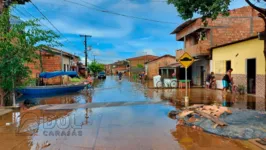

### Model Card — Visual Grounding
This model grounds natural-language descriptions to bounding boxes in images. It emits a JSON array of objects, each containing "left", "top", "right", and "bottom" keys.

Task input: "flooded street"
[{"left": 0, "top": 76, "right": 263, "bottom": 150}]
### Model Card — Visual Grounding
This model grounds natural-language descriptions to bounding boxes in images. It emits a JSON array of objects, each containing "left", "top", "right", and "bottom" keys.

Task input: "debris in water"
[
  {"left": 41, "top": 141, "right": 51, "bottom": 149},
  {"left": 5, "top": 122, "right": 11, "bottom": 126}
]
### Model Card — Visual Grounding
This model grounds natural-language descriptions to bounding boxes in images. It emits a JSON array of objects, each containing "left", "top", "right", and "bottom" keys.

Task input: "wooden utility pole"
[{"left": 80, "top": 34, "right": 91, "bottom": 78}]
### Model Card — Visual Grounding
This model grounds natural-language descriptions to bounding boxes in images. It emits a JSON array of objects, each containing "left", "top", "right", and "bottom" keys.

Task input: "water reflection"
[
  {"left": 171, "top": 126, "right": 256, "bottom": 150},
  {"left": 144, "top": 87, "right": 266, "bottom": 111},
  {"left": 1, "top": 76, "right": 264, "bottom": 149}
]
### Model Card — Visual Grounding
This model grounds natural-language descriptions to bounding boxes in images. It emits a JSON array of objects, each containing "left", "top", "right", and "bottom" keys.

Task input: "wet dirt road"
[{"left": 0, "top": 76, "right": 262, "bottom": 150}]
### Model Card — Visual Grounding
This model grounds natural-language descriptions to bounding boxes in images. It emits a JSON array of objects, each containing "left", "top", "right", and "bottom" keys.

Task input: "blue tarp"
[{"left": 39, "top": 71, "right": 78, "bottom": 78}]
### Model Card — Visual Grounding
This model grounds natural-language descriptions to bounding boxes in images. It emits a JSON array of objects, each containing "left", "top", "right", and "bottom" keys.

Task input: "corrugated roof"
[
  {"left": 145, "top": 55, "right": 175, "bottom": 64},
  {"left": 42, "top": 47, "right": 79, "bottom": 58},
  {"left": 170, "top": 18, "right": 198, "bottom": 34},
  {"left": 127, "top": 55, "right": 158, "bottom": 61}
]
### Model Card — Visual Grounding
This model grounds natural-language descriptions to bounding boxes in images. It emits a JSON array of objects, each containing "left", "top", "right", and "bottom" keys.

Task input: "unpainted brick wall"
[
  {"left": 176, "top": 6, "right": 264, "bottom": 50},
  {"left": 147, "top": 56, "right": 176, "bottom": 79}
]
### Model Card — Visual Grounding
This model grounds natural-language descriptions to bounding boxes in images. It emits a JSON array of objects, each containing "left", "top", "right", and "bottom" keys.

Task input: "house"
[
  {"left": 105, "top": 64, "right": 112, "bottom": 75},
  {"left": 26, "top": 47, "right": 80, "bottom": 85},
  {"left": 127, "top": 55, "right": 158, "bottom": 74},
  {"left": 171, "top": 6, "right": 264, "bottom": 86},
  {"left": 211, "top": 36, "right": 265, "bottom": 98},
  {"left": 144, "top": 55, "right": 176, "bottom": 79},
  {"left": 110, "top": 60, "right": 129, "bottom": 75}
]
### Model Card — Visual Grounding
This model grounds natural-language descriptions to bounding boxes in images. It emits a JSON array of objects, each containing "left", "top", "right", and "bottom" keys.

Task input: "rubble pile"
[{"left": 169, "top": 104, "right": 266, "bottom": 140}]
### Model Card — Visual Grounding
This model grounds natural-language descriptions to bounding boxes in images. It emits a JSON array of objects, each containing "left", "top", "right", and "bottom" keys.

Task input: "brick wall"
[
  {"left": 256, "top": 75, "right": 265, "bottom": 98},
  {"left": 176, "top": 6, "right": 264, "bottom": 52},
  {"left": 130, "top": 59, "right": 146, "bottom": 67},
  {"left": 177, "top": 40, "right": 211, "bottom": 58},
  {"left": 215, "top": 73, "right": 265, "bottom": 98},
  {"left": 128, "top": 55, "right": 158, "bottom": 68},
  {"left": 147, "top": 56, "right": 176, "bottom": 79},
  {"left": 42, "top": 53, "right": 62, "bottom": 85},
  {"left": 25, "top": 51, "right": 62, "bottom": 85}
]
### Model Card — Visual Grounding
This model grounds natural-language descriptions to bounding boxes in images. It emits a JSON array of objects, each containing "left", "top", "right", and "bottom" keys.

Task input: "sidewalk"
[{"left": 0, "top": 108, "right": 12, "bottom": 116}]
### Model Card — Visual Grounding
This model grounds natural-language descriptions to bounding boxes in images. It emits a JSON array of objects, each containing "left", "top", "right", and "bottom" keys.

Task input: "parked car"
[{"left": 98, "top": 72, "right": 106, "bottom": 79}]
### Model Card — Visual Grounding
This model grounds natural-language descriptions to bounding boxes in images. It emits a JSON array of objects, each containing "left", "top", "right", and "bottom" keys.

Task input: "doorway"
[
  {"left": 247, "top": 59, "right": 256, "bottom": 94},
  {"left": 200, "top": 66, "right": 204, "bottom": 87},
  {"left": 226, "top": 60, "right": 231, "bottom": 72}
]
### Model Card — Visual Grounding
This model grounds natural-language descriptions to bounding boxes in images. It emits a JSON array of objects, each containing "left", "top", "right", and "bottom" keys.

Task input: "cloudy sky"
[{"left": 12, "top": 0, "right": 247, "bottom": 64}]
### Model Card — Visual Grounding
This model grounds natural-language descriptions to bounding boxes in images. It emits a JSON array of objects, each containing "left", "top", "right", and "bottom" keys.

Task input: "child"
[{"left": 85, "top": 74, "right": 93, "bottom": 88}]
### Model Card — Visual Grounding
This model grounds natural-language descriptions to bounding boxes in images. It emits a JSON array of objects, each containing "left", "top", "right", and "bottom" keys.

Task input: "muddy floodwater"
[{"left": 0, "top": 76, "right": 264, "bottom": 149}]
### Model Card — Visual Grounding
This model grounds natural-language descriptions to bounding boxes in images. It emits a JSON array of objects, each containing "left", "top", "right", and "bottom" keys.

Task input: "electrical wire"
[
  {"left": 20, "top": 6, "right": 53, "bottom": 30},
  {"left": 29, "top": 0, "right": 64, "bottom": 36},
  {"left": 13, "top": 7, "right": 28, "bottom": 18},
  {"left": 29, "top": 0, "right": 82, "bottom": 51},
  {"left": 65, "top": 0, "right": 177, "bottom": 24}
]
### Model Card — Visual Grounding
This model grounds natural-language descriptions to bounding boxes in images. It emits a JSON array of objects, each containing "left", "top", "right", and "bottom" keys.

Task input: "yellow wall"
[{"left": 212, "top": 38, "right": 265, "bottom": 75}]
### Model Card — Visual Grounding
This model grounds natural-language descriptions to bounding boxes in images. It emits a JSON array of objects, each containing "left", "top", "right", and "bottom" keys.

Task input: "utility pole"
[{"left": 80, "top": 34, "right": 92, "bottom": 78}]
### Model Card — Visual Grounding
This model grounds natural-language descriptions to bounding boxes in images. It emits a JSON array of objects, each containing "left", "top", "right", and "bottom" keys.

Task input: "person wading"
[
  {"left": 222, "top": 68, "right": 233, "bottom": 92},
  {"left": 206, "top": 72, "right": 215, "bottom": 89}
]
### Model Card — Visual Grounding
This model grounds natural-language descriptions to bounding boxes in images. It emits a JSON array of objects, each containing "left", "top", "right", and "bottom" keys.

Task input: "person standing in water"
[
  {"left": 222, "top": 68, "right": 233, "bottom": 92},
  {"left": 118, "top": 72, "right": 123, "bottom": 80}
]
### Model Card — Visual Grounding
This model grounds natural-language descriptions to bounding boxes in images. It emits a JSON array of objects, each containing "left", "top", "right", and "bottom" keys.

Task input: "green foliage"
[
  {"left": 167, "top": 0, "right": 266, "bottom": 24},
  {"left": 0, "top": 8, "right": 61, "bottom": 92},
  {"left": 167, "top": 0, "right": 231, "bottom": 22},
  {"left": 137, "top": 64, "right": 144, "bottom": 69},
  {"left": 70, "top": 77, "right": 84, "bottom": 83},
  {"left": 88, "top": 61, "right": 105, "bottom": 74}
]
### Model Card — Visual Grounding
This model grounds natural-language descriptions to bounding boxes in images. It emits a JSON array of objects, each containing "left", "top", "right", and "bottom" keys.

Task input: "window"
[{"left": 64, "top": 64, "right": 66, "bottom": 72}]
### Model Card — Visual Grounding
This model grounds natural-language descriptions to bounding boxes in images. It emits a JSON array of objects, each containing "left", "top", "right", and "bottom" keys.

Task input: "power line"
[
  {"left": 20, "top": 6, "right": 53, "bottom": 30},
  {"left": 30, "top": 1, "right": 63, "bottom": 35},
  {"left": 13, "top": 7, "right": 28, "bottom": 18},
  {"left": 65, "top": 0, "right": 177, "bottom": 24},
  {"left": 29, "top": 1, "right": 81, "bottom": 51}
]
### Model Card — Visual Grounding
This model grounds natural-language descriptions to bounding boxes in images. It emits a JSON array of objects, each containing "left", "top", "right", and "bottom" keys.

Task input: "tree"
[
  {"left": 87, "top": 61, "right": 105, "bottom": 76},
  {"left": 0, "top": 8, "right": 61, "bottom": 106},
  {"left": 168, "top": 0, "right": 266, "bottom": 97},
  {"left": 137, "top": 64, "right": 144, "bottom": 69}
]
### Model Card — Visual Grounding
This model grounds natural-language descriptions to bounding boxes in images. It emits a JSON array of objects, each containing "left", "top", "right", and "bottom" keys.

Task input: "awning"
[
  {"left": 160, "top": 62, "right": 181, "bottom": 69},
  {"left": 159, "top": 59, "right": 200, "bottom": 69},
  {"left": 39, "top": 71, "right": 78, "bottom": 78}
]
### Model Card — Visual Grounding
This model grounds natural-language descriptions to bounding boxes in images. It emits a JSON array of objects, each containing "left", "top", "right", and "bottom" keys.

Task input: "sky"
[{"left": 12, "top": 0, "right": 248, "bottom": 64}]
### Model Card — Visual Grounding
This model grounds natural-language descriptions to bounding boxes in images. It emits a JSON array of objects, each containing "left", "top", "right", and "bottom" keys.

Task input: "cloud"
[
  {"left": 91, "top": 49, "right": 101, "bottom": 56},
  {"left": 80, "top": 56, "right": 92, "bottom": 65},
  {"left": 136, "top": 49, "right": 155, "bottom": 56}
]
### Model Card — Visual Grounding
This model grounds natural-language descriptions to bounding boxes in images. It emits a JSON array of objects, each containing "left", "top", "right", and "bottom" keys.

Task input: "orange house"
[
  {"left": 145, "top": 55, "right": 176, "bottom": 79},
  {"left": 26, "top": 47, "right": 80, "bottom": 85},
  {"left": 127, "top": 55, "right": 158, "bottom": 74}
]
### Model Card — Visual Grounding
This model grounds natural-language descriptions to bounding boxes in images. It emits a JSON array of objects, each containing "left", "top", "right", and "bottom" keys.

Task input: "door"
[
  {"left": 226, "top": 60, "right": 231, "bottom": 72},
  {"left": 247, "top": 59, "right": 256, "bottom": 94},
  {"left": 200, "top": 66, "right": 204, "bottom": 87}
]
